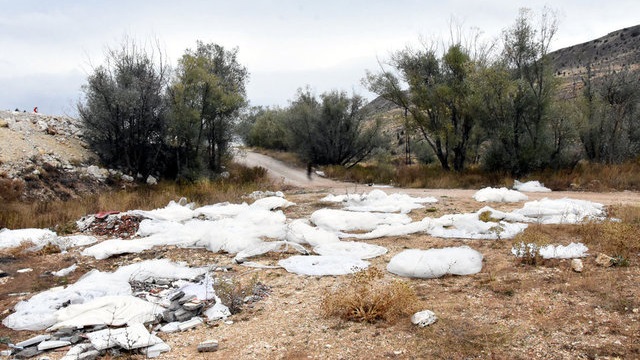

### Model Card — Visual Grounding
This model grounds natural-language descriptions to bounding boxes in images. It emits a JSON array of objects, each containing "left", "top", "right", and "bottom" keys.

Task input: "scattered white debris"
[
  {"left": 513, "top": 198, "right": 604, "bottom": 224},
  {"left": 411, "top": 310, "right": 438, "bottom": 327},
  {"left": 2, "top": 259, "right": 207, "bottom": 331},
  {"left": 473, "top": 187, "right": 528, "bottom": 202},
  {"left": 0, "top": 228, "right": 57, "bottom": 250},
  {"left": 86, "top": 322, "right": 165, "bottom": 350},
  {"left": 49, "top": 295, "right": 163, "bottom": 331},
  {"left": 16, "top": 268, "right": 33, "bottom": 273},
  {"left": 250, "top": 196, "right": 294, "bottom": 210},
  {"left": 278, "top": 255, "right": 369, "bottom": 276},
  {"left": 313, "top": 241, "right": 388, "bottom": 259},
  {"left": 513, "top": 180, "right": 551, "bottom": 192},
  {"left": 285, "top": 219, "right": 341, "bottom": 246},
  {"left": 234, "top": 241, "right": 309, "bottom": 263},
  {"left": 387, "top": 247, "right": 483, "bottom": 278},
  {"left": 321, "top": 189, "right": 437, "bottom": 214},
  {"left": 511, "top": 242, "right": 589, "bottom": 259},
  {"left": 311, "top": 208, "right": 411, "bottom": 232},
  {"left": 52, "top": 264, "right": 77, "bottom": 277}
]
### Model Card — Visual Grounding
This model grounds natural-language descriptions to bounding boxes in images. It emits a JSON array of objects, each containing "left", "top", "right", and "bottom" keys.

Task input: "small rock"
[
  {"left": 168, "top": 290, "right": 185, "bottom": 301},
  {"left": 0, "top": 269, "right": 8, "bottom": 278},
  {"left": 162, "top": 309, "right": 176, "bottom": 322},
  {"left": 595, "top": 253, "right": 614, "bottom": 267},
  {"left": 571, "top": 259, "right": 583, "bottom": 272},
  {"left": 174, "top": 308, "right": 195, "bottom": 322},
  {"left": 37, "top": 340, "right": 71, "bottom": 351},
  {"left": 411, "top": 310, "right": 438, "bottom": 327},
  {"left": 178, "top": 317, "right": 203, "bottom": 331},
  {"left": 146, "top": 175, "right": 158, "bottom": 185},
  {"left": 197, "top": 339, "right": 219, "bottom": 353},
  {"left": 16, "top": 334, "right": 51, "bottom": 348}
]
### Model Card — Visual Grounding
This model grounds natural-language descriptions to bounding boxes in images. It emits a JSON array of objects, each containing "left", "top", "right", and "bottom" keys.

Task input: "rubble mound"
[{"left": 0, "top": 110, "right": 125, "bottom": 201}]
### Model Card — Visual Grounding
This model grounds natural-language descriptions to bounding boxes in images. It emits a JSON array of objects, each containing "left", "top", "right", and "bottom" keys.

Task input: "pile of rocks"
[{"left": 4, "top": 273, "right": 266, "bottom": 359}]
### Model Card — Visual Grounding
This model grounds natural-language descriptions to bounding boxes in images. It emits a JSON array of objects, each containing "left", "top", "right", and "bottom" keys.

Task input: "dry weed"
[
  {"left": 512, "top": 225, "right": 552, "bottom": 266},
  {"left": 322, "top": 267, "right": 420, "bottom": 323}
]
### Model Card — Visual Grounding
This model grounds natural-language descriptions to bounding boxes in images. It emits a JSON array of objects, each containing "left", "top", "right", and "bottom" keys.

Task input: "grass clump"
[
  {"left": 322, "top": 267, "right": 420, "bottom": 323},
  {"left": 512, "top": 225, "right": 552, "bottom": 266},
  {"left": 215, "top": 275, "right": 267, "bottom": 314},
  {"left": 579, "top": 205, "right": 640, "bottom": 266}
]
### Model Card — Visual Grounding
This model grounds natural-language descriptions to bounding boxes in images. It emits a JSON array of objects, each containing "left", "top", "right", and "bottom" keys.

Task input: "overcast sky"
[{"left": 1, "top": 1, "right": 639, "bottom": 116}]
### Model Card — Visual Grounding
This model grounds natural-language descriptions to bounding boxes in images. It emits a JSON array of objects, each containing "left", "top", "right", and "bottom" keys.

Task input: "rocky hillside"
[
  {"left": 0, "top": 110, "right": 128, "bottom": 201},
  {"left": 548, "top": 24, "right": 640, "bottom": 96}
]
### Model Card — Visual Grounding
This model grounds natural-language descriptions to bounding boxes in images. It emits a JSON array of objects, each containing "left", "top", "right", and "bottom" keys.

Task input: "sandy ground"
[{"left": 1, "top": 151, "right": 639, "bottom": 359}]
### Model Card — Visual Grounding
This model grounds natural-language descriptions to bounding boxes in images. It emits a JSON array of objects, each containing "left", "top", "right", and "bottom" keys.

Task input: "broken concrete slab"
[
  {"left": 15, "top": 334, "right": 51, "bottom": 348},
  {"left": 37, "top": 339, "right": 71, "bottom": 351}
]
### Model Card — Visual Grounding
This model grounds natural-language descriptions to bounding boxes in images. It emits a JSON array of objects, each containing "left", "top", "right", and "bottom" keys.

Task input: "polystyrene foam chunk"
[{"left": 279, "top": 255, "right": 370, "bottom": 276}]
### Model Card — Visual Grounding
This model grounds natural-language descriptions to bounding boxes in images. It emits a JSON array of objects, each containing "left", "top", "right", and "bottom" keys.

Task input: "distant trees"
[
  {"left": 78, "top": 39, "right": 169, "bottom": 178},
  {"left": 577, "top": 64, "right": 640, "bottom": 163},
  {"left": 241, "top": 88, "right": 384, "bottom": 167},
  {"left": 364, "top": 31, "right": 490, "bottom": 172},
  {"left": 79, "top": 39, "right": 248, "bottom": 181},
  {"left": 286, "top": 89, "right": 384, "bottom": 167},
  {"left": 168, "top": 42, "right": 248, "bottom": 178}
]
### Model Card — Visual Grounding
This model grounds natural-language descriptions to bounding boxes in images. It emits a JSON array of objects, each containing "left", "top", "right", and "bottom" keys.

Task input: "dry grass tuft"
[
  {"left": 0, "top": 162, "right": 272, "bottom": 230},
  {"left": 322, "top": 267, "right": 421, "bottom": 323},
  {"left": 512, "top": 225, "right": 552, "bottom": 266},
  {"left": 579, "top": 206, "right": 640, "bottom": 265}
]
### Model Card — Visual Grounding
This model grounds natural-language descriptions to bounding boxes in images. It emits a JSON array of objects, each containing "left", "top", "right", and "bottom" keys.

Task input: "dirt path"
[{"left": 237, "top": 150, "right": 640, "bottom": 207}]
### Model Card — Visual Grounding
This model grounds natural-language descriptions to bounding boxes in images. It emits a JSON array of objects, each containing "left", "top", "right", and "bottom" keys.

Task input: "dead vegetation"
[{"left": 322, "top": 267, "right": 421, "bottom": 324}]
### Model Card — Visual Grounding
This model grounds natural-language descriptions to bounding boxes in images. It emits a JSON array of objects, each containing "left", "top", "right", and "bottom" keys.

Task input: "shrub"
[{"left": 322, "top": 267, "right": 420, "bottom": 323}]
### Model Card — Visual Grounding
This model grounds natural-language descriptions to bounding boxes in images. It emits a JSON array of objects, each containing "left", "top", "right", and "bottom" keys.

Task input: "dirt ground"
[{"left": 1, "top": 154, "right": 639, "bottom": 359}]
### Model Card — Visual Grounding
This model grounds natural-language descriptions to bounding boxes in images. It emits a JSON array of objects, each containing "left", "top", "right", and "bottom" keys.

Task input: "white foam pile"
[
  {"left": 511, "top": 242, "right": 589, "bottom": 259},
  {"left": 342, "top": 198, "right": 605, "bottom": 240},
  {"left": 513, "top": 180, "right": 551, "bottom": 192},
  {"left": 278, "top": 255, "right": 369, "bottom": 276},
  {"left": 512, "top": 198, "right": 605, "bottom": 224},
  {"left": 310, "top": 208, "right": 412, "bottom": 232},
  {"left": 0, "top": 229, "right": 97, "bottom": 252},
  {"left": 321, "top": 189, "right": 437, "bottom": 213},
  {"left": 387, "top": 247, "right": 483, "bottom": 278},
  {"left": 345, "top": 207, "right": 529, "bottom": 240},
  {"left": 82, "top": 196, "right": 292, "bottom": 259},
  {"left": 0, "top": 228, "right": 57, "bottom": 249},
  {"left": 473, "top": 187, "right": 528, "bottom": 202},
  {"left": 2, "top": 259, "right": 208, "bottom": 331}
]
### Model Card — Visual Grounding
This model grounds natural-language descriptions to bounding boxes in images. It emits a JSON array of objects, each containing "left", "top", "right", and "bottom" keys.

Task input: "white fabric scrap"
[
  {"left": 473, "top": 187, "right": 528, "bottom": 203},
  {"left": 513, "top": 180, "right": 552, "bottom": 192},
  {"left": 387, "top": 247, "right": 483, "bottom": 278},
  {"left": 0, "top": 228, "right": 57, "bottom": 249},
  {"left": 86, "top": 322, "right": 165, "bottom": 350},
  {"left": 285, "top": 219, "right": 340, "bottom": 246},
  {"left": 513, "top": 198, "right": 605, "bottom": 224},
  {"left": 233, "top": 241, "right": 309, "bottom": 263},
  {"left": 321, "top": 189, "right": 436, "bottom": 213},
  {"left": 511, "top": 242, "right": 589, "bottom": 259},
  {"left": 49, "top": 295, "right": 162, "bottom": 330},
  {"left": 311, "top": 209, "right": 411, "bottom": 232},
  {"left": 279, "top": 255, "right": 369, "bottom": 276},
  {"left": 313, "top": 241, "right": 387, "bottom": 259}
]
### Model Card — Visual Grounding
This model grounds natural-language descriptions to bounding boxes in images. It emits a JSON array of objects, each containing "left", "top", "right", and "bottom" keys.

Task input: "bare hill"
[{"left": 549, "top": 24, "right": 640, "bottom": 96}]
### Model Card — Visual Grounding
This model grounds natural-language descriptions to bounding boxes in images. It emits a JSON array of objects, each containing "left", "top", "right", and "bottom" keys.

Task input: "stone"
[
  {"left": 14, "top": 347, "right": 43, "bottom": 359},
  {"left": 146, "top": 175, "right": 158, "bottom": 185},
  {"left": 0, "top": 269, "right": 8, "bottom": 278},
  {"left": 177, "top": 294, "right": 196, "bottom": 305},
  {"left": 16, "top": 334, "right": 51, "bottom": 348},
  {"left": 183, "top": 300, "right": 205, "bottom": 312},
  {"left": 178, "top": 317, "right": 203, "bottom": 331},
  {"left": 174, "top": 308, "right": 195, "bottom": 322},
  {"left": 571, "top": 259, "right": 583, "bottom": 272},
  {"left": 162, "top": 309, "right": 176, "bottom": 322},
  {"left": 168, "top": 290, "right": 185, "bottom": 301},
  {"left": 197, "top": 339, "right": 219, "bottom": 352},
  {"left": 595, "top": 253, "right": 614, "bottom": 267},
  {"left": 411, "top": 310, "right": 438, "bottom": 327},
  {"left": 141, "top": 342, "right": 171, "bottom": 358},
  {"left": 37, "top": 340, "right": 71, "bottom": 351}
]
